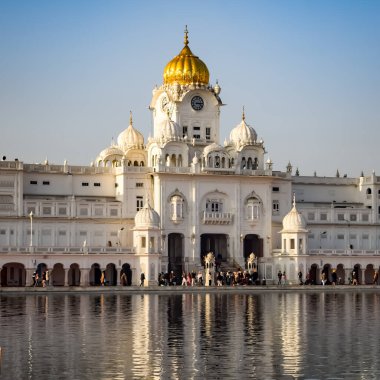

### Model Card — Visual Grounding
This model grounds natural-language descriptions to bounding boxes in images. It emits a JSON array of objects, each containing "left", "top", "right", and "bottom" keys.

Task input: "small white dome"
[
  {"left": 98, "top": 146, "right": 124, "bottom": 160},
  {"left": 134, "top": 202, "right": 160, "bottom": 229},
  {"left": 282, "top": 198, "right": 307, "bottom": 232},
  {"left": 117, "top": 113, "right": 144, "bottom": 151},
  {"left": 229, "top": 111, "right": 257, "bottom": 145},
  {"left": 159, "top": 113, "right": 181, "bottom": 140},
  {"left": 203, "top": 142, "right": 225, "bottom": 156}
]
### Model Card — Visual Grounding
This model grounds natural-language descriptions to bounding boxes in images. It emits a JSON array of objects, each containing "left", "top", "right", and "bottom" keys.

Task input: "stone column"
[
  {"left": 26, "top": 268, "right": 35, "bottom": 287},
  {"left": 80, "top": 268, "right": 90, "bottom": 287},
  {"left": 132, "top": 268, "right": 137, "bottom": 286},
  {"left": 361, "top": 268, "right": 366, "bottom": 285},
  {"left": 116, "top": 268, "right": 122, "bottom": 286},
  {"left": 64, "top": 268, "right": 69, "bottom": 286}
]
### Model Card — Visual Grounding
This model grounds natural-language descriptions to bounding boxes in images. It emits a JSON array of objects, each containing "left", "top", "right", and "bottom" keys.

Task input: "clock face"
[
  {"left": 191, "top": 96, "right": 204, "bottom": 111},
  {"left": 161, "top": 96, "right": 169, "bottom": 112}
]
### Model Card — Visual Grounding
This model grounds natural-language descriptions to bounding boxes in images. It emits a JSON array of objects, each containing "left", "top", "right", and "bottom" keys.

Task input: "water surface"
[{"left": 1, "top": 291, "right": 379, "bottom": 379}]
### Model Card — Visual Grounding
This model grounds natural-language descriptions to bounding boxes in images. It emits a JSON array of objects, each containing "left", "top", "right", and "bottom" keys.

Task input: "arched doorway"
[
  {"left": 52, "top": 263, "right": 65, "bottom": 286},
  {"left": 90, "top": 263, "right": 102, "bottom": 286},
  {"left": 243, "top": 234, "right": 263, "bottom": 261},
  {"left": 365, "top": 264, "right": 374, "bottom": 285},
  {"left": 68, "top": 263, "right": 81, "bottom": 286},
  {"left": 0, "top": 263, "right": 26, "bottom": 287},
  {"left": 36, "top": 263, "right": 47, "bottom": 277},
  {"left": 106, "top": 263, "right": 117, "bottom": 286},
  {"left": 309, "top": 264, "right": 320, "bottom": 285},
  {"left": 168, "top": 233, "right": 184, "bottom": 275},
  {"left": 200, "top": 234, "right": 228, "bottom": 267},
  {"left": 121, "top": 263, "right": 132, "bottom": 286},
  {"left": 353, "top": 264, "right": 361, "bottom": 284},
  {"left": 322, "top": 263, "right": 332, "bottom": 285},
  {"left": 336, "top": 264, "right": 345, "bottom": 284},
  {"left": 36, "top": 263, "right": 48, "bottom": 286}
]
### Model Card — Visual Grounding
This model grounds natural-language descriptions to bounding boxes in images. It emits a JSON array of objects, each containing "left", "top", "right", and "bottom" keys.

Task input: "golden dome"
[{"left": 163, "top": 27, "right": 209, "bottom": 86}]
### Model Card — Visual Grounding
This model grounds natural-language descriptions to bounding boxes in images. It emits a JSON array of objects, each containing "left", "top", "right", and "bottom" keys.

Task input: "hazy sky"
[{"left": 1, "top": 0, "right": 379, "bottom": 177}]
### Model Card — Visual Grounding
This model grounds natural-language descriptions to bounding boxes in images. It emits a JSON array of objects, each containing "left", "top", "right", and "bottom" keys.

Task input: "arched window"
[
  {"left": 170, "top": 195, "right": 184, "bottom": 221},
  {"left": 133, "top": 161, "right": 138, "bottom": 166},
  {"left": 206, "top": 199, "right": 223, "bottom": 213},
  {"left": 221, "top": 157, "right": 226, "bottom": 168},
  {"left": 246, "top": 197, "right": 260, "bottom": 220},
  {"left": 253, "top": 158, "right": 258, "bottom": 169},
  {"left": 140, "top": 161, "right": 144, "bottom": 167},
  {"left": 215, "top": 156, "right": 220, "bottom": 168},
  {"left": 367, "top": 188, "right": 372, "bottom": 195},
  {"left": 241, "top": 157, "right": 246, "bottom": 169},
  {"left": 247, "top": 157, "right": 252, "bottom": 169}
]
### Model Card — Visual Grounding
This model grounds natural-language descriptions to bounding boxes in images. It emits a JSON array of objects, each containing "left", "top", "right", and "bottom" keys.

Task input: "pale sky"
[{"left": 1, "top": 0, "right": 379, "bottom": 177}]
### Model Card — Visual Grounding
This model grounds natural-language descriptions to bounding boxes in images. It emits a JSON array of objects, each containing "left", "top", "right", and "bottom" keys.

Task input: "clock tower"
[{"left": 149, "top": 27, "right": 222, "bottom": 159}]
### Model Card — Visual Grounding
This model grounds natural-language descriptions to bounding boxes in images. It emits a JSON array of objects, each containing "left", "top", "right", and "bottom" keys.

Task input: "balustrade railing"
[{"left": 0, "top": 246, "right": 134, "bottom": 254}]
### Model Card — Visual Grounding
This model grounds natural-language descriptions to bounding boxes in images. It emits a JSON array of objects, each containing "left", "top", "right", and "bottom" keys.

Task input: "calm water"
[{"left": 1, "top": 290, "right": 380, "bottom": 380}]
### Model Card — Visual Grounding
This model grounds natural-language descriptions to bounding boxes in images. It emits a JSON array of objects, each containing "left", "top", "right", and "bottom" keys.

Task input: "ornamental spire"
[
  {"left": 293, "top": 192, "right": 296, "bottom": 207},
  {"left": 184, "top": 25, "right": 189, "bottom": 46},
  {"left": 129, "top": 111, "right": 133, "bottom": 126},
  {"left": 242, "top": 106, "right": 246, "bottom": 121}
]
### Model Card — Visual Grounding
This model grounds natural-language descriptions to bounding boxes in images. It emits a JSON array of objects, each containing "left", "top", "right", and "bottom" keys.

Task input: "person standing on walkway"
[
  {"left": 373, "top": 270, "right": 378, "bottom": 285},
  {"left": 181, "top": 272, "right": 187, "bottom": 286},
  {"left": 298, "top": 271, "right": 303, "bottom": 285},
  {"left": 140, "top": 272, "right": 145, "bottom": 287},
  {"left": 352, "top": 271, "right": 358, "bottom": 285},
  {"left": 277, "top": 270, "right": 282, "bottom": 285}
]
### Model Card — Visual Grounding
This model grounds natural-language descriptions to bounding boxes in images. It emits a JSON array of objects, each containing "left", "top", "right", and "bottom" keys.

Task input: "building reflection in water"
[{"left": 2, "top": 291, "right": 380, "bottom": 379}]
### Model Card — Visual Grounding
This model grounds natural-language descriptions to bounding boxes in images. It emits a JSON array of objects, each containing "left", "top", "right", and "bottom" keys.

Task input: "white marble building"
[{"left": 1, "top": 29, "right": 380, "bottom": 286}]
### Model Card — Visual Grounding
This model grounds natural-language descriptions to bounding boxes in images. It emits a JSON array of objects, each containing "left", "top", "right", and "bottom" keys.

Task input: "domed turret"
[
  {"left": 134, "top": 202, "right": 160, "bottom": 229},
  {"left": 282, "top": 195, "right": 307, "bottom": 232},
  {"left": 98, "top": 145, "right": 124, "bottom": 161},
  {"left": 117, "top": 112, "right": 144, "bottom": 151},
  {"left": 163, "top": 26, "right": 209, "bottom": 86},
  {"left": 203, "top": 142, "right": 225, "bottom": 156},
  {"left": 229, "top": 108, "right": 257, "bottom": 145},
  {"left": 159, "top": 111, "right": 181, "bottom": 140}
]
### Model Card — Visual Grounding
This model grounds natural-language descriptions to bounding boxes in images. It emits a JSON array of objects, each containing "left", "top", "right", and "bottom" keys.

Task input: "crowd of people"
[
  {"left": 157, "top": 269, "right": 264, "bottom": 287},
  {"left": 32, "top": 270, "right": 49, "bottom": 287}
]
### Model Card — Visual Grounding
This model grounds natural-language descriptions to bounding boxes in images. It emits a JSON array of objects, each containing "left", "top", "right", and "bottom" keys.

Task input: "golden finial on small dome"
[
  {"left": 129, "top": 111, "right": 133, "bottom": 126},
  {"left": 242, "top": 106, "right": 246, "bottom": 121},
  {"left": 184, "top": 25, "right": 189, "bottom": 46}
]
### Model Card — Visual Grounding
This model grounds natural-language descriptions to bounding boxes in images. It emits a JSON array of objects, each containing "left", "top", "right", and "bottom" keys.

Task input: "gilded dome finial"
[
  {"left": 184, "top": 25, "right": 189, "bottom": 46},
  {"left": 129, "top": 110, "right": 133, "bottom": 126},
  {"left": 293, "top": 192, "right": 296, "bottom": 207},
  {"left": 242, "top": 106, "right": 245, "bottom": 121}
]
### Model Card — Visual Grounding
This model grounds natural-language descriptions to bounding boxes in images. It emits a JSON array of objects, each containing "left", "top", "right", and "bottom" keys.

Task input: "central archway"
[
  {"left": 243, "top": 234, "right": 263, "bottom": 261},
  {"left": 200, "top": 234, "right": 228, "bottom": 266}
]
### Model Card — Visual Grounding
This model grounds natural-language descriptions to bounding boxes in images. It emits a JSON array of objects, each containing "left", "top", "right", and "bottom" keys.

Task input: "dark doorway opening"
[{"left": 168, "top": 233, "right": 184, "bottom": 275}]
